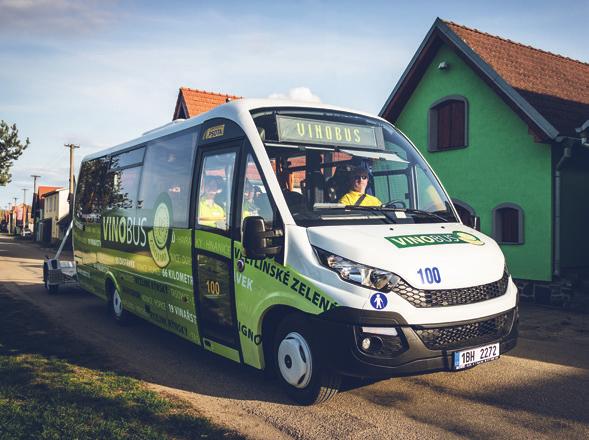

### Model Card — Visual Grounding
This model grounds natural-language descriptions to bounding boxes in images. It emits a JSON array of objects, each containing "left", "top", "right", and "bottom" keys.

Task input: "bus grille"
[
  {"left": 392, "top": 272, "right": 509, "bottom": 307},
  {"left": 414, "top": 310, "right": 514, "bottom": 351}
]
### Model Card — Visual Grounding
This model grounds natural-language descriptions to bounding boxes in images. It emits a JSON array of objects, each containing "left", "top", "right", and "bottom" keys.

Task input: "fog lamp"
[{"left": 361, "top": 337, "right": 371, "bottom": 351}]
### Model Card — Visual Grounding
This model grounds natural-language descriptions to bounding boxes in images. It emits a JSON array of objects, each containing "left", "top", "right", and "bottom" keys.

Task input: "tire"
[
  {"left": 273, "top": 313, "right": 341, "bottom": 405},
  {"left": 108, "top": 287, "right": 129, "bottom": 324}
]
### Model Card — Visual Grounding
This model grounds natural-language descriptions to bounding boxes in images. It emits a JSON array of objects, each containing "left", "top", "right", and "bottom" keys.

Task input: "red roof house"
[
  {"left": 379, "top": 18, "right": 589, "bottom": 299},
  {"left": 173, "top": 87, "right": 242, "bottom": 120}
]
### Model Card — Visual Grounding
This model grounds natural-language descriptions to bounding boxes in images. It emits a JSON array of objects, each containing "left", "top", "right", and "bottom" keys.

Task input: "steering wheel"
[{"left": 383, "top": 199, "right": 407, "bottom": 209}]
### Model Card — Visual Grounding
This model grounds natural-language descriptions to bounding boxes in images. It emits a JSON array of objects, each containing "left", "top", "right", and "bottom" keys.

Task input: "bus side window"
[
  {"left": 75, "top": 158, "right": 109, "bottom": 223},
  {"left": 104, "top": 148, "right": 144, "bottom": 212},
  {"left": 108, "top": 167, "right": 141, "bottom": 211},
  {"left": 241, "top": 154, "right": 274, "bottom": 230},
  {"left": 139, "top": 129, "right": 198, "bottom": 227}
]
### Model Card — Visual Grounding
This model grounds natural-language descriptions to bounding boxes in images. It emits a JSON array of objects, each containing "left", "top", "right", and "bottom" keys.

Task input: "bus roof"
[{"left": 82, "top": 99, "right": 388, "bottom": 163}]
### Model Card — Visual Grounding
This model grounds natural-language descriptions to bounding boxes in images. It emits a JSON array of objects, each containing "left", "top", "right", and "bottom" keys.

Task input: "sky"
[{"left": 1, "top": 0, "right": 588, "bottom": 209}]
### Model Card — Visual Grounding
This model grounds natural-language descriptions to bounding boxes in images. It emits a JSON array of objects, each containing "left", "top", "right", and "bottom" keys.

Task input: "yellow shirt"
[
  {"left": 198, "top": 200, "right": 226, "bottom": 228},
  {"left": 339, "top": 191, "right": 382, "bottom": 207}
]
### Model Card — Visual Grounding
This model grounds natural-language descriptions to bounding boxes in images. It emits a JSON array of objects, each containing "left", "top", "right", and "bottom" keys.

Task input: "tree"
[{"left": 0, "top": 120, "right": 30, "bottom": 186}]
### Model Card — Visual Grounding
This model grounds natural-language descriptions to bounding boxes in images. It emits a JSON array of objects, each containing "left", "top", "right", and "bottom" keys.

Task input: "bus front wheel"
[{"left": 273, "top": 314, "right": 341, "bottom": 405}]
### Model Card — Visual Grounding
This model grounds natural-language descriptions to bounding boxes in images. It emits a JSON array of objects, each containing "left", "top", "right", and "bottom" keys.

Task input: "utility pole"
[
  {"left": 65, "top": 144, "right": 79, "bottom": 218},
  {"left": 65, "top": 144, "right": 79, "bottom": 197},
  {"left": 22, "top": 188, "right": 28, "bottom": 235},
  {"left": 12, "top": 197, "right": 18, "bottom": 235},
  {"left": 31, "top": 174, "right": 40, "bottom": 240}
]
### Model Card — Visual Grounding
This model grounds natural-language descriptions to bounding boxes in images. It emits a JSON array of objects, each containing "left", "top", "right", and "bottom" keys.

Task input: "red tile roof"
[
  {"left": 37, "top": 186, "right": 62, "bottom": 197},
  {"left": 173, "top": 87, "right": 242, "bottom": 120},
  {"left": 444, "top": 21, "right": 589, "bottom": 136}
]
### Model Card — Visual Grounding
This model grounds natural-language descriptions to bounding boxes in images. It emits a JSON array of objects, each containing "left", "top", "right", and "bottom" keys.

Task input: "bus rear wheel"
[
  {"left": 108, "top": 287, "right": 129, "bottom": 324},
  {"left": 273, "top": 314, "right": 341, "bottom": 405}
]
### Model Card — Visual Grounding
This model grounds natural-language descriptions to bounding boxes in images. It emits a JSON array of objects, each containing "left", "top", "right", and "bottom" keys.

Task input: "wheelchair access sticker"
[{"left": 370, "top": 293, "right": 388, "bottom": 310}]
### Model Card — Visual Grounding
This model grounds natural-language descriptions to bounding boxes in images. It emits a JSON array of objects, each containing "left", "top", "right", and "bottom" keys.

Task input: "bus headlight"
[{"left": 314, "top": 247, "right": 400, "bottom": 292}]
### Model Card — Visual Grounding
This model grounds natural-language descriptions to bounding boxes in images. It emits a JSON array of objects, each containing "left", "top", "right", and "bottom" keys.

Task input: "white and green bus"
[{"left": 73, "top": 99, "right": 518, "bottom": 404}]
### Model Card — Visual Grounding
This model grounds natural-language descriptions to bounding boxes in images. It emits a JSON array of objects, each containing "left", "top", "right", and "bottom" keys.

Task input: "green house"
[{"left": 380, "top": 19, "right": 589, "bottom": 302}]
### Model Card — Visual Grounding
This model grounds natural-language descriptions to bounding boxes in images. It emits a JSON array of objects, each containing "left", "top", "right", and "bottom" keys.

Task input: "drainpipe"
[
  {"left": 554, "top": 142, "right": 572, "bottom": 277},
  {"left": 554, "top": 122, "right": 589, "bottom": 277}
]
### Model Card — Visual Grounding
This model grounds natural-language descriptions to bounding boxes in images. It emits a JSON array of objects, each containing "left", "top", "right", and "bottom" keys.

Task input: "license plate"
[{"left": 453, "top": 343, "right": 500, "bottom": 370}]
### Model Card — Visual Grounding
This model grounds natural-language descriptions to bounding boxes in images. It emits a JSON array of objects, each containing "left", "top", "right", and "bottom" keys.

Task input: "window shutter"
[
  {"left": 437, "top": 103, "right": 451, "bottom": 149},
  {"left": 450, "top": 101, "right": 465, "bottom": 147},
  {"left": 430, "top": 97, "right": 467, "bottom": 151}
]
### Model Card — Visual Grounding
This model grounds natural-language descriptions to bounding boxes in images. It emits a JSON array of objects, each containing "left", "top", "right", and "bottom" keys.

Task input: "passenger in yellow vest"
[
  {"left": 198, "top": 177, "right": 226, "bottom": 228},
  {"left": 339, "top": 168, "right": 382, "bottom": 206}
]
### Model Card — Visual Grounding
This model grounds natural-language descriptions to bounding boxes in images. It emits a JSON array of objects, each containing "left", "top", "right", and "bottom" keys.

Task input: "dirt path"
[{"left": 2, "top": 234, "right": 589, "bottom": 439}]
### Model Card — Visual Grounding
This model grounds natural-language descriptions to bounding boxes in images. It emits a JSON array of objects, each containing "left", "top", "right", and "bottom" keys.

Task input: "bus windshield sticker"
[
  {"left": 276, "top": 115, "right": 383, "bottom": 149},
  {"left": 203, "top": 124, "right": 225, "bottom": 140}
]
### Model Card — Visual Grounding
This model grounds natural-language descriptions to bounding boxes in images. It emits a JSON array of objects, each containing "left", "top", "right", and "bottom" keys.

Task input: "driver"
[{"left": 339, "top": 167, "right": 382, "bottom": 207}]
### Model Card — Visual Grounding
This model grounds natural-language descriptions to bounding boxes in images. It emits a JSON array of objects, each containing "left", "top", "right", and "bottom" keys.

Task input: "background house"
[
  {"left": 173, "top": 87, "right": 241, "bottom": 120},
  {"left": 2, "top": 203, "right": 32, "bottom": 235},
  {"left": 42, "top": 188, "right": 68, "bottom": 244},
  {"left": 33, "top": 185, "right": 62, "bottom": 241},
  {"left": 380, "top": 19, "right": 589, "bottom": 303}
]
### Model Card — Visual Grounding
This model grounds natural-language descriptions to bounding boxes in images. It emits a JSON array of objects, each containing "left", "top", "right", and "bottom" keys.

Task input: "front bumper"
[{"left": 312, "top": 306, "right": 519, "bottom": 378}]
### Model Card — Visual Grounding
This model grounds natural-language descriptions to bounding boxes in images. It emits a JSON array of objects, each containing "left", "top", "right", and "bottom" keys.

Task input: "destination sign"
[{"left": 276, "top": 116, "right": 383, "bottom": 149}]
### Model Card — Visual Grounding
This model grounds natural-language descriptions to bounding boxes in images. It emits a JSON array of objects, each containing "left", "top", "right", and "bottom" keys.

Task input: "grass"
[{"left": 0, "top": 294, "right": 242, "bottom": 440}]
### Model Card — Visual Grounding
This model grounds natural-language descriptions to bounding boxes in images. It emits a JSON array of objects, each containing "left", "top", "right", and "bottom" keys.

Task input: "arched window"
[
  {"left": 428, "top": 96, "right": 468, "bottom": 151},
  {"left": 493, "top": 203, "right": 524, "bottom": 244},
  {"left": 452, "top": 199, "right": 479, "bottom": 230}
]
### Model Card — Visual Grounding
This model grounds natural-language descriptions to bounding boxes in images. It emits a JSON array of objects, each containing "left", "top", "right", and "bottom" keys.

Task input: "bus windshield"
[{"left": 252, "top": 108, "right": 458, "bottom": 227}]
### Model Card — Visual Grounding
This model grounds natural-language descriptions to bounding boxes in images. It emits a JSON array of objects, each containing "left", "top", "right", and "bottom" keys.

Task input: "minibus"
[{"left": 73, "top": 99, "right": 518, "bottom": 404}]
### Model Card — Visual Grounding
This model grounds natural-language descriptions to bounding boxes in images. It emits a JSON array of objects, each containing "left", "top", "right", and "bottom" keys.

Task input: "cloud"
[
  {"left": 0, "top": 0, "right": 118, "bottom": 36},
  {"left": 268, "top": 87, "right": 322, "bottom": 103}
]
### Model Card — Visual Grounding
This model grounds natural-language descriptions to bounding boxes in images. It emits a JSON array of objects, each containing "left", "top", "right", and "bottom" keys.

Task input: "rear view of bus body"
[{"left": 73, "top": 99, "right": 518, "bottom": 405}]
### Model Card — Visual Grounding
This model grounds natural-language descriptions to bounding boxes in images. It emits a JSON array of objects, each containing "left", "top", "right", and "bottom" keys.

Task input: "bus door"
[{"left": 192, "top": 119, "right": 243, "bottom": 362}]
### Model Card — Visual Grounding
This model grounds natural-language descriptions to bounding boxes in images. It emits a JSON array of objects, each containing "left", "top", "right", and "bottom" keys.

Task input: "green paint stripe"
[
  {"left": 194, "top": 230, "right": 232, "bottom": 258},
  {"left": 202, "top": 338, "right": 240, "bottom": 363}
]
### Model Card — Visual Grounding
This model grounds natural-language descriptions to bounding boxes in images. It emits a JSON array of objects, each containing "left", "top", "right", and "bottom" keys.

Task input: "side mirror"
[{"left": 242, "top": 216, "right": 283, "bottom": 260}]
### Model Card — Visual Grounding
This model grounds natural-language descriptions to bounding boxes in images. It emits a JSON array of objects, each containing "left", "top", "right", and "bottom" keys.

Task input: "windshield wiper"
[
  {"left": 335, "top": 205, "right": 398, "bottom": 223},
  {"left": 313, "top": 204, "right": 449, "bottom": 223},
  {"left": 393, "top": 208, "right": 449, "bottom": 223},
  {"left": 341, "top": 205, "right": 448, "bottom": 223},
  {"left": 309, "top": 204, "right": 398, "bottom": 223}
]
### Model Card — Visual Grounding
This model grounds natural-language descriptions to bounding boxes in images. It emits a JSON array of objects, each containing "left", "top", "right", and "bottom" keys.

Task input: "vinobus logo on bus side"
[
  {"left": 147, "top": 200, "right": 172, "bottom": 268},
  {"left": 100, "top": 195, "right": 173, "bottom": 268}
]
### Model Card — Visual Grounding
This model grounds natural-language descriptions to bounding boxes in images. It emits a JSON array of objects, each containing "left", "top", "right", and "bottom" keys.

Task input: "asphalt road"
[{"left": 2, "top": 234, "right": 589, "bottom": 439}]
